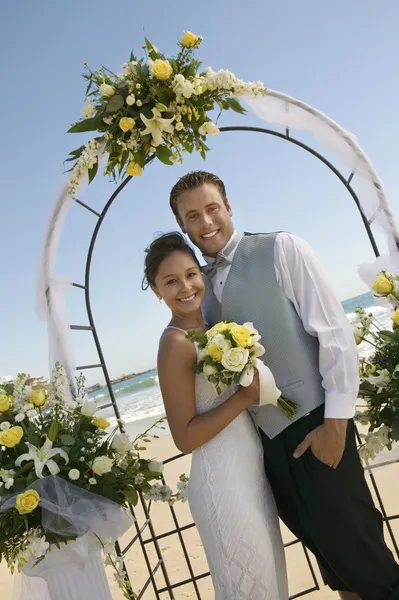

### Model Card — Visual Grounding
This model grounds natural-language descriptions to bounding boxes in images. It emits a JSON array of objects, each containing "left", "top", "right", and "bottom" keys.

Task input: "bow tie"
[{"left": 202, "top": 254, "right": 232, "bottom": 279}]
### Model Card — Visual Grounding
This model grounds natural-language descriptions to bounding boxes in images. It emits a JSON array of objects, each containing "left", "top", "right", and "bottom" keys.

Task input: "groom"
[{"left": 169, "top": 170, "right": 399, "bottom": 600}]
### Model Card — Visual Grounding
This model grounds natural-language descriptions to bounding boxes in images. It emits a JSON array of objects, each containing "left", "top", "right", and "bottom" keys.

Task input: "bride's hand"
[{"left": 238, "top": 369, "right": 260, "bottom": 408}]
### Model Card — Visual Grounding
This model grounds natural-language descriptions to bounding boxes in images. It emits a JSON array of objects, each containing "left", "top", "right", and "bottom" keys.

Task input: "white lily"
[
  {"left": 140, "top": 108, "right": 174, "bottom": 146},
  {"left": 15, "top": 437, "right": 69, "bottom": 479}
]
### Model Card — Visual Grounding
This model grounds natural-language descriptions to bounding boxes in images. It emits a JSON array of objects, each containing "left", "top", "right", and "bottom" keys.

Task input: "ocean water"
[{"left": 93, "top": 291, "right": 392, "bottom": 437}]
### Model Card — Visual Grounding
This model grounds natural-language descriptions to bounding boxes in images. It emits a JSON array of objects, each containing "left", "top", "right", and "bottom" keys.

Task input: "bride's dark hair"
[{"left": 142, "top": 232, "right": 200, "bottom": 290}]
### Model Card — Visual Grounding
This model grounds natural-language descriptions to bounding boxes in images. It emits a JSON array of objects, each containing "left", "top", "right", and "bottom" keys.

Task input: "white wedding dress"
[{"left": 173, "top": 330, "right": 289, "bottom": 599}]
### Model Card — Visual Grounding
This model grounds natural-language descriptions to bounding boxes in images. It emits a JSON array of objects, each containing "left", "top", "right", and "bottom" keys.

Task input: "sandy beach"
[{"left": 1, "top": 432, "right": 398, "bottom": 600}]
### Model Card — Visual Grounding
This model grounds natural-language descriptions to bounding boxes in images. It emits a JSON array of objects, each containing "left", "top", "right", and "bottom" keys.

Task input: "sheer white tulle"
[
  {"left": 0, "top": 476, "right": 133, "bottom": 600},
  {"left": 188, "top": 372, "right": 288, "bottom": 599}
]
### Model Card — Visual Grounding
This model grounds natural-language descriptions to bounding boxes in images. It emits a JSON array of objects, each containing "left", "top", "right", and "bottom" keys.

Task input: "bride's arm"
[{"left": 158, "top": 332, "right": 259, "bottom": 454}]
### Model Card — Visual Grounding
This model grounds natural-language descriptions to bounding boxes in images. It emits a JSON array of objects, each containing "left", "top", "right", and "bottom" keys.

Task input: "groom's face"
[{"left": 176, "top": 184, "right": 234, "bottom": 257}]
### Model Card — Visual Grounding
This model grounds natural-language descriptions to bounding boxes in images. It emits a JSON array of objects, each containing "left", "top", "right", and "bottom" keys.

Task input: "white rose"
[
  {"left": 212, "top": 333, "right": 232, "bottom": 355},
  {"left": 175, "top": 122, "right": 184, "bottom": 131},
  {"left": 199, "top": 121, "right": 219, "bottom": 136},
  {"left": 111, "top": 433, "right": 132, "bottom": 454},
  {"left": 239, "top": 364, "right": 255, "bottom": 387},
  {"left": 174, "top": 74, "right": 185, "bottom": 85},
  {"left": 92, "top": 456, "right": 113, "bottom": 476},
  {"left": 81, "top": 397, "right": 97, "bottom": 417},
  {"left": 148, "top": 461, "right": 164, "bottom": 473},
  {"left": 0, "top": 422, "right": 10, "bottom": 431},
  {"left": 68, "top": 469, "right": 80, "bottom": 481},
  {"left": 181, "top": 81, "right": 194, "bottom": 98},
  {"left": 81, "top": 100, "right": 96, "bottom": 118},
  {"left": 15, "top": 413, "right": 25, "bottom": 422},
  {"left": 203, "top": 364, "right": 218, "bottom": 378},
  {"left": 353, "top": 327, "right": 364, "bottom": 345},
  {"left": 221, "top": 347, "right": 249, "bottom": 372},
  {"left": 205, "top": 121, "right": 220, "bottom": 135},
  {"left": 99, "top": 83, "right": 115, "bottom": 97},
  {"left": 26, "top": 409, "right": 38, "bottom": 418},
  {"left": 4, "top": 478, "right": 14, "bottom": 489},
  {"left": 88, "top": 477, "right": 97, "bottom": 485},
  {"left": 126, "top": 94, "right": 135, "bottom": 106}
]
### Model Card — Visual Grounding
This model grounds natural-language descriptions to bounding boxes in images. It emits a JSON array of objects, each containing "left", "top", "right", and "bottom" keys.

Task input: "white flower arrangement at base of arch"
[
  {"left": 66, "top": 30, "right": 266, "bottom": 195},
  {"left": 0, "top": 364, "right": 188, "bottom": 599}
]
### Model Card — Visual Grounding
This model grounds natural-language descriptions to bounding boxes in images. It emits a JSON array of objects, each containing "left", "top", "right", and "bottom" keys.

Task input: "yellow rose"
[
  {"left": 0, "top": 394, "right": 13, "bottom": 412},
  {"left": 180, "top": 31, "right": 200, "bottom": 48},
  {"left": 93, "top": 417, "right": 110, "bottom": 430},
  {"left": 0, "top": 426, "right": 23, "bottom": 448},
  {"left": 28, "top": 389, "right": 47, "bottom": 407},
  {"left": 207, "top": 342, "right": 223, "bottom": 362},
  {"left": 391, "top": 309, "right": 399, "bottom": 326},
  {"left": 126, "top": 161, "right": 142, "bottom": 177},
  {"left": 206, "top": 322, "right": 233, "bottom": 339},
  {"left": 230, "top": 325, "right": 252, "bottom": 348},
  {"left": 372, "top": 274, "right": 393, "bottom": 295},
  {"left": 151, "top": 59, "right": 173, "bottom": 81},
  {"left": 119, "top": 117, "right": 135, "bottom": 132},
  {"left": 15, "top": 490, "right": 40, "bottom": 515}
]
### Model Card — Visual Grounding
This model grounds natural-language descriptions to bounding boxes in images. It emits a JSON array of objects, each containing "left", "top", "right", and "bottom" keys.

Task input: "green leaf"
[
  {"left": 88, "top": 160, "right": 98, "bottom": 184},
  {"left": 156, "top": 145, "right": 173, "bottom": 166},
  {"left": 124, "top": 487, "right": 139, "bottom": 506},
  {"left": 68, "top": 117, "right": 103, "bottom": 133},
  {"left": 68, "top": 145, "right": 86, "bottom": 158},
  {"left": 26, "top": 434, "right": 41, "bottom": 447},
  {"left": 226, "top": 97, "right": 246, "bottom": 114},
  {"left": 60, "top": 434, "right": 75, "bottom": 446},
  {"left": 391, "top": 420, "right": 399, "bottom": 441},
  {"left": 105, "top": 94, "right": 124, "bottom": 113},
  {"left": 378, "top": 330, "right": 399, "bottom": 343},
  {"left": 182, "top": 140, "right": 194, "bottom": 154}
]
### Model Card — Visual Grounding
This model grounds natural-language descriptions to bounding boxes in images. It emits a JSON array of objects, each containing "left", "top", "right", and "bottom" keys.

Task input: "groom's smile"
[{"left": 175, "top": 183, "right": 234, "bottom": 257}]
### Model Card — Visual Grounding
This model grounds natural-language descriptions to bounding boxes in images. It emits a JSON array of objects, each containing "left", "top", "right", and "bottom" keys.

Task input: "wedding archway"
[{"left": 56, "top": 123, "right": 398, "bottom": 599}]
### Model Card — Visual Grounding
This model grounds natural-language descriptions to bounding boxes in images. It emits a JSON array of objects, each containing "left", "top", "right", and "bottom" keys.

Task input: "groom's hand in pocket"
[{"left": 293, "top": 419, "right": 348, "bottom": 469}]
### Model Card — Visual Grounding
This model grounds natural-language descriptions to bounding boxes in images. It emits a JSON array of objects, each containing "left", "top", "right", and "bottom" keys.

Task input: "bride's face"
[
  {"left": 176, "top": 184, "right": 234, "bottom": 257},
  {"left": 153, "top": 250, "right": 204, "bottom": 315}
]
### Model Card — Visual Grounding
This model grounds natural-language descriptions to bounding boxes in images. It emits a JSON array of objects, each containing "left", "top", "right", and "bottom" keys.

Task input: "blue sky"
[{"left": 2, "top": 0, "right": 399, "bottom": 383}]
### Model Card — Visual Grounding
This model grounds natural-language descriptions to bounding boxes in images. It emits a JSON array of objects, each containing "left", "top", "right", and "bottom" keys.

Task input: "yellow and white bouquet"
[
  {"left": 66, "top": 31, "right": 266, "bottom": 195},
  {"left": 188, "top": 321, "right": 298, "bottom": 418}
]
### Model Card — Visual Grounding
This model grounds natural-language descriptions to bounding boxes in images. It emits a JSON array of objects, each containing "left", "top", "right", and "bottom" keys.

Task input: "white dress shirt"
[{"left": 204, "top": 231, "right": 359, "bottom": 420}]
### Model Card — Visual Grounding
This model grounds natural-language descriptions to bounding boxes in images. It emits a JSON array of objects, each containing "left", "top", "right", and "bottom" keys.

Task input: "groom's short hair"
[{"left": 169, "top": 170, "right": 228, "bottom": 217}]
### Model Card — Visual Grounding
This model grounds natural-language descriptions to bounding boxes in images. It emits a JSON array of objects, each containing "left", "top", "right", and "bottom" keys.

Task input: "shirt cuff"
[{"left": 324, "top": 392, "right": 358, "bottom": 419}]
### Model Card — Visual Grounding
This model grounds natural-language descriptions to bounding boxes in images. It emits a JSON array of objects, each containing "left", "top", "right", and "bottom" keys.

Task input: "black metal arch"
[{"left": 69, "top": 125, "right": 398, "bottom": 599}]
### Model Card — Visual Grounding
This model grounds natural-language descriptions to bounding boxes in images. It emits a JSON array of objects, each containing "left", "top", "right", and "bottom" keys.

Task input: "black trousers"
[{"left": 260, "top": 405, "right": 399, "bottom": 599}]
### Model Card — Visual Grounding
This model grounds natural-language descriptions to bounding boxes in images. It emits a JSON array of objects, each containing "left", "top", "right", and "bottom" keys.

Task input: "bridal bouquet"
[
  {"left": 188, "top": 321, "right": 298, "bottom": 418},
  {"left": 0, "top": 363, "right": 185, "bottom": 598},
  {"left": 66, "top": 30, "right": 266, "bottom": 195},
  {"left": 353, "top": 270, "right": 399, "bottom": 461}
]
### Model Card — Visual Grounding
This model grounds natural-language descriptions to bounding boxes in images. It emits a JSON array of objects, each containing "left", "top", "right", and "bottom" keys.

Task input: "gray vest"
[{"left": 202, "top": 233, "right": 324, "bottom": 439}]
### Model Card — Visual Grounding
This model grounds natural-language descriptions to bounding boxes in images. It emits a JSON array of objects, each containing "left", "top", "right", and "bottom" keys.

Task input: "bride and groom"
[{"left": 143, "top": 171, "right": 399, "bottom": 599}]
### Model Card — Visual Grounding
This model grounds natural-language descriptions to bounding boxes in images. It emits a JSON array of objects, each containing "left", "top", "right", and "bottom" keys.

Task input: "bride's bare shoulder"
[{"left": 158, "top": 328, "right": 196, "bottom": 365}]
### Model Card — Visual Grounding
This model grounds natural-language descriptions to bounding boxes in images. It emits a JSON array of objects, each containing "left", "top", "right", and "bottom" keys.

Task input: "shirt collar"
[{"left": 203, "top": 230, "right": 242, "bottom": 264}]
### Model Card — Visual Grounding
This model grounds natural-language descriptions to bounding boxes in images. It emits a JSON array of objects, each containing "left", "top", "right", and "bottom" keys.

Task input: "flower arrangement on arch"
[
  {"left": 66, "top": 31, "right": 266, "bottom": 195},
  {"left": 0, "top": 363, "right": 187, "bottom": 598},
  {"left": 353, "top": 270, "right": 399, "bottom": 461}
]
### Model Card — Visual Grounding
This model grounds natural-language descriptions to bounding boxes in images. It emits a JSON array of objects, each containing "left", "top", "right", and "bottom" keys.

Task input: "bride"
[{"left": 143, "top": 231, "right": 288, "bottom": 600}]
